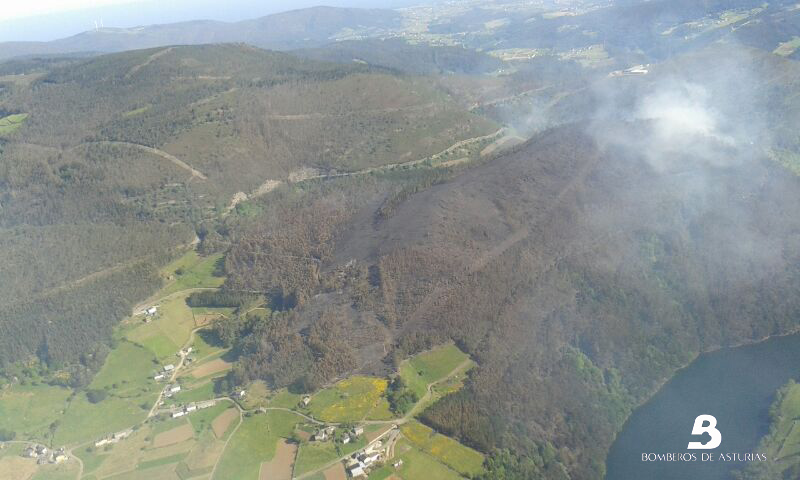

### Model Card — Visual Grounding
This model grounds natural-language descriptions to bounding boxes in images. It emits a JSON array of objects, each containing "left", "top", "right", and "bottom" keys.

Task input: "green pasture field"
[
  {"left": 266, "top": 388, "right": 302, "bottom": 410},
  {"left": 368, "top": 439, "right": 462, "bottom": 480},
  {"left": 0, "top": 383, "right": 71, "bottom": 441},
  {"left": 188, "top": 403, "right": 233, "bottom": 436},
  {"left": 399, "top": 344, "right": 471, "bottom": 398},
  {"left": 294, "top": 435, "right": 367, "bottom": 476},
  {"left": 126, "top": 293, "right": 197, "bottom": 361},
  {"left": 160, "top": 252, "right": 225, "bottom": 296},
  {"left": 400, "top": 420, "right": 484, "bottom": 477},
  {"left": 171, "top": 381, "right": 216, "bottom": 405},
  {"left": 212, "top": 410, "right": 300, "bottom": 480},
  {"left": 308, "top": 376, "right": 388, "bottom": 423},
  {"left": 54, "top": 341, "right": 159, "bottom": 445},
  {"left": 0, "top": 113, "right": 28, "bottom": 134}
]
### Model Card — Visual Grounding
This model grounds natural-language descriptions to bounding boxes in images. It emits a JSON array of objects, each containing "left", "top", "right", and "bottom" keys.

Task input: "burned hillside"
[{"left": 224, "top": 118, "right": 800, "bottom": 478}]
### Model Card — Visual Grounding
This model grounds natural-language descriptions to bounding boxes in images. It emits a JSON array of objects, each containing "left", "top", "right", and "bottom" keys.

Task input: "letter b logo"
[{"left": 687, "top": 414, "right": 721, "bottom": 449}]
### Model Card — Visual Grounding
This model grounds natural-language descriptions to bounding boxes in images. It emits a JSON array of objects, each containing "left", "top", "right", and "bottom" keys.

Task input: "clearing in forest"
[
  {"left": 0, "top": 113, "right": 27, "bottom": 134},
  {"left": 399, "top": 344, "right": 472, "bottom": 398}
]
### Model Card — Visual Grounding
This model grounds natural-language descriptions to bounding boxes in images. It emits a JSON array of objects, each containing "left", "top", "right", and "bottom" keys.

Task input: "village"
[
  {"left": 0, "top": 250, "right": 482, "bottom": 480},
  {"left": 303, "top": 420, "right": 401, "bottom": 479}
]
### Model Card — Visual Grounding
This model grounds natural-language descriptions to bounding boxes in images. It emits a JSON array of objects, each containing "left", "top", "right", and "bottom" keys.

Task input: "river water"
[{"left": 605, "top": 333, "right": 800, "bottom": 480}]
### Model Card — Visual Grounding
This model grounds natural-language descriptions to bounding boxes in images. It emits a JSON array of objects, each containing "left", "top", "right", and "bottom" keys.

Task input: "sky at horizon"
[
  {"left": 0, "top": 0, "right": 421, "bottom": 42},
  {"left": 1, "top": 0, "right": 139, "bottom": 22}
]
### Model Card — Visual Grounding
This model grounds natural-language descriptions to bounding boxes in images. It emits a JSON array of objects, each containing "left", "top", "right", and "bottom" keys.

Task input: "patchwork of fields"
[{"left": 0, "top": 246, "right": 484, "bottom": 479}]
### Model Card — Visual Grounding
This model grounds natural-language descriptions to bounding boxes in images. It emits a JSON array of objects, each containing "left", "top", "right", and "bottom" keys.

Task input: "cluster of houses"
[
  {"left": 342, "top": 425, "right": 364, "bottom": 445},
  {"left": 306, "top": 423, "right": 399, "bottom": 478},
  {"left": 346, "top": 440, "right": 384, "bottom": 478},
  {"left": 163, "top": 383, "right": 181, "bottom": 398},
  {"left": 94, "top": 428, "right": 133, "bottom": 448},
  {"left": 153, "top": 364, "right": 175, "bottom": 382},
  {"left": 23, "top": 445, "right": 68, "bottom": 465},
  {"left": 311, "top": 425, "right": 364, "bottom": 444},
  {"left": 171, "top": 399, "right": 216, "bottom": 418}
]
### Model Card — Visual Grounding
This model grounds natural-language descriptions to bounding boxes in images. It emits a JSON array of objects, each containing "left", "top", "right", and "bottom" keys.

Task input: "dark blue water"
[{"left": 606, "top": 333, "right": 800, "bottom": 480}]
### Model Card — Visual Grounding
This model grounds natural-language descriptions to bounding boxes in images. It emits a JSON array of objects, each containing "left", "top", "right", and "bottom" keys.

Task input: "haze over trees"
[{"left": 1, "top": 1, "right": 800, "bottom": 479}]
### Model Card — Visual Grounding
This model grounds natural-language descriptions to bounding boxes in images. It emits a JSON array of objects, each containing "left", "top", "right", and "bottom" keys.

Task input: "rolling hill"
[
  {"left": 0, "top": 6, "right": 402, "bottom": 61},
  {"left": 0, "top": 42, "right": 495, "bottom": 370},
  {"left": 219, "top": 44, "right": 800, "bottom": 479}
]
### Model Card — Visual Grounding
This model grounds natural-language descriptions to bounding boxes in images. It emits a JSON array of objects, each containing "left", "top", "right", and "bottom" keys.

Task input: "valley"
[
  {"left": 2, "top": 1, "right": 800, "bottom": 479},
  {"left": 0, "top": 247, "right": 485, "bottom": 480}
]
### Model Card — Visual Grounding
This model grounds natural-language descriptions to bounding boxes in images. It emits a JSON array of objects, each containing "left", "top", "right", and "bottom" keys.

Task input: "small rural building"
[
  {"left": 393, "top": 459, "right": 403, "bottom": 468},
  {"left": 146, "top": 306, "right": 157, "bottom": 316},
  {"left": 172, "top": 411, "right": 185, "bottom": 418},
  {"left": 54, "top": 454, "right": 68, "bottom": 463},
  {"left": 94, "top": 438, "right": 109, "bottom": 447},
  {"left": 185, "top": 405, "right": 197, "bottom": 412},
  {"left": 196, "top": 400, "right": 216, "bottom": 409},
  {"left": 353, "top": 426, "right": 364, "bottom": 436},
  {"left": 23, "top": 447, "right": 36, "bottom": 458},
  {"left": 363, "top": 453, "right": 381, "bottom": 466},
  {"left": 302, "top": 395, "right": 311, "bottom": 406},
  {"left": 113, "top": 429, "right": 132, "bottom": 440},
  {"left": 154, "top": 374, "right": 165, "bottom": 381},
  {"left": 342, "top": 434, "right": 351, "bottom": 444},
  {"left": 168, "top": 384, "right": 181, "bottom": 393},
  {"left": 312, "top": 430, "right": 328, "bottom": 442},
  {"left": 163, "top": 364, "right": 175, "bottom": 372}
]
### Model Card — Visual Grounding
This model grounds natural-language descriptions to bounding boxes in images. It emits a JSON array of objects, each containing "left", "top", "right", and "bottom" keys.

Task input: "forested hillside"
[
  {"left": 297, "top": 38, "right": 504, "bottom": 75},
  {"left": 2, "top": 3, "right": 800, "bottom": 477},
  {"left": 220, "top": 121, "right": 800, "bottom": 478},
  {"left": 0, "top": 43, "right": 494, "bottom": 374},
  {"left": 212, "top": 45, "right": 800, "bottom": 479}
]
